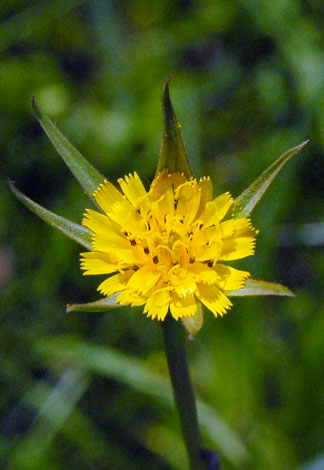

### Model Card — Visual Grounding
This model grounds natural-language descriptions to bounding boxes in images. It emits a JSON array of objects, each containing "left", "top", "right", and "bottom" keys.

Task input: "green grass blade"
[
  {"left": 10, "top": 369, "right": 93, "bottom": 469},
  {"left": 232, "top": 141, "right": 308, "bottom": 218},
  {"left": 36, "top": 336, "right": 250, "bottom": 467},
  {"left": 9, "top": 181, "right": 92, "bottom": 250},
  {"left": 32, "top": 97, "right": 105, "bottom": 203}
]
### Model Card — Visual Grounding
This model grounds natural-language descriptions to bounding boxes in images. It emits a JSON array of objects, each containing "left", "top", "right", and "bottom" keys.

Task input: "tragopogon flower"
[
  {"left": 81, "top": 170, "right": 257, "bottom": 321},
  {"left": 10, "top": 78, "right": 304, "bottom": 334}
]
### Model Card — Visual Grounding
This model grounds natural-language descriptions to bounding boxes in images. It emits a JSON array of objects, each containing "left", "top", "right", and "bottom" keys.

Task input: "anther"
[{"left": 153, "top": 256, "right": 159, "bottom": 264}]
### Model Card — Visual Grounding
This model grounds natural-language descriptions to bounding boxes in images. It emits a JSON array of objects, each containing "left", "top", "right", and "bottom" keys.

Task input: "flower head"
[
  {"left": 11, "top": 79, "right": 303, "bottom": 334},
  {"left": 81, "top": 170, "right": 257, "bottom": 321}
]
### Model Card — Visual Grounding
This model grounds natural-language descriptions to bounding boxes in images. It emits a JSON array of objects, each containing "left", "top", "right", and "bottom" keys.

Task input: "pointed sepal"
[
  {"left": 157, "top": 77, "right": 193, "bottom": 179},
  {"left": 182, "top": 302, "right": 204, "bottom": 339},
  {"left": 232, "top": 141, "right": 308, "bottom": 218},
  {"left": 32, "top": 97, "right": 105, "bottom": 204},
  {"left": 9, "top": 181, "right": 92, "bottom": 250},
  {"left": 226, "top": 278, "right": 295, "bottom": 297},
  {"left": 67, "top": 295, "right": 123, "bottom": 313}
]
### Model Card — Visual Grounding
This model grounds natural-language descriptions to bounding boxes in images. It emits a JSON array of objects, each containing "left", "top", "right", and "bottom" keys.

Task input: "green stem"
[{"left": 161, "top": 315, "right": 204, "bottom": 470}]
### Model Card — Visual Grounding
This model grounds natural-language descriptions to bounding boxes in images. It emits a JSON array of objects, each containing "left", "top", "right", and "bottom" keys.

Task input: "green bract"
[
  {"left": 10, "top": 78, "right": 307, "bottom": 336},
  {"left": 9, "top": 182, "right": 92, "bottom": 250},
  {"left": 157, "top": 76, "right": 193, "bottom": 179},
  {"left": 32, "top": 97, "right": 105, "bottom": 205},
  {"left": 232, "top": 140, "right": 308, "bottom": 219}
]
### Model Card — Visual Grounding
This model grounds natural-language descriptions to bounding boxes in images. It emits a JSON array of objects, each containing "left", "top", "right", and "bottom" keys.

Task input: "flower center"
[{"left": 125, "top": 206, "right": 221, "bottom": 284}]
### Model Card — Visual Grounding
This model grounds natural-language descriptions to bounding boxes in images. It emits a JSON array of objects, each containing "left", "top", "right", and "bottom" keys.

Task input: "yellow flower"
[{"left": 81, "top": 169, "right": 257, "bottom": 321}]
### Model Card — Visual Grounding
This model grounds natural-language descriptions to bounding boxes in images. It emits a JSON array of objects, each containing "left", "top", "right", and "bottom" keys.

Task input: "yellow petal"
[
  {"left": 189, "top": 262, "right": 220, "bottom": 284},
  {"left": 194, "top": 224, "right": 222, "bottom": 262},
  {"left": 170, "top": 291, "right": 197, "bottom": 320},
  {"left": 170, "top": 172, "right": 187, "bottom": 189},
  {"left": 94, "top": 180, "right": 124, "bottom": 214},
  {"left": 204, "top": 224, "right": 221, "bottom": 243},
  {"left": 93, "top": 236, "right": 130, "bottom": 254},
  {"left": 195, "top": 243, "right": 222, "bottom": 263},
  {"left": 212, "top": 192, "right": 234, "bottom": 220},
  {"left": 80, "top": 251, "right": 117, "bottom": 275},
  {"left": 189, "top": 227, "right": 208, "bottom": 259},
  {"left": 197, "top": 176, "right": 213, "bottom": 216},
  {"left": 117, "top": 289, "right": 146, "bottom": 306},
  {"left": 149, "top": 172, "right": 175, "bottom": 219},
  {"left": 109, "top": 199, "right": 145, "bottom": 235},
  {"left": 138, "top": 194, "right": 151, "bottom": 217},
  {"left": 144, "top": 288, "right": 171, "bottom": 320},
  {"left": 103, "top": 247, "right": 145, "bottom": 268},
  {"left": 199, "top": 192, "right": 233, "bottom": 227},
  {"left": 174, "top": 180, "right": 201, "bottom": 224},
  {"left": 219, "top": 237, "right": 256, "bottom": 260},
  {"left": 83, "top": 208, "right": 119, "bottom": 234},
  {"left": 149, "top": 171, "right": 186, "bottom": 201},
  {"left": 196, "top": 283, "right": 232, "bottom": 317},
  {"left": 127, "top": 266, "right": 161, "bottom": 294},
  {"left": 83, "top": 209, "right": 130, "bottom": 251},
  {"left": 83, "top": 208, "right": 109, "bottom": 231},
  {"left": 156, "top": 245, "right": 172, "bottom": 270},
  {"left": 149, "top": 170, "right": 172, "bottom": 201},
  {"left": 221, "top": 218, "right": 257, "bottom": 239},
  {"left": 213, "top": 264, "right": 250, "bottom": 290},
  {"left": 171, "top": 240, "right": 190, "bottom": 266},
  {"left": 98, "top": 270, "right": 134, "bottom": 296},
  {"left": 168, "top": 266, "right": 197, "bottom": 296},
  {"left": 118, "top": 172, "right": 147, "bottom": 209},
  {"left": 219, "top": 218, "right": 257, "bottom": 260},
  {"left": 150, "top": 192, "right": 174, "bottom": 222}
]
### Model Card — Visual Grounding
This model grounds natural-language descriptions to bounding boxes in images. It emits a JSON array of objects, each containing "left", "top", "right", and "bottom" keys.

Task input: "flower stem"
[{"left": 161, "top": 315, "right": 205, "bottom": 470}]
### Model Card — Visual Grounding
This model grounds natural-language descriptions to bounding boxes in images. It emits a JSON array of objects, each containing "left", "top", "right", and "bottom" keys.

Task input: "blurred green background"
[{"left": 1, "top": 1, "right": 324, "bottom": 469}]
